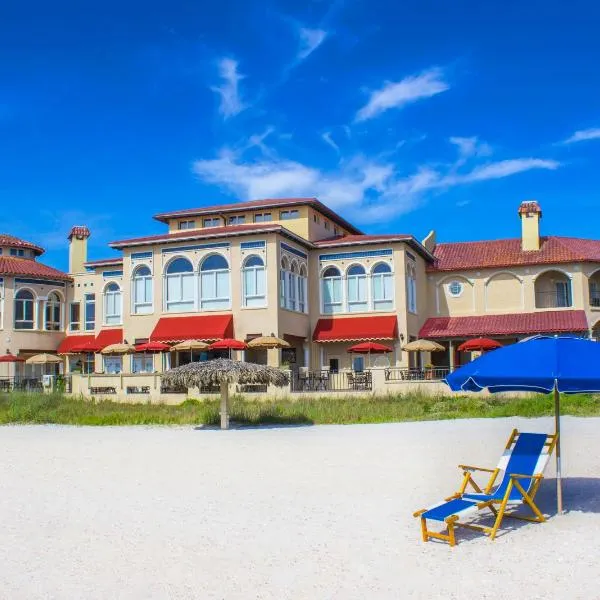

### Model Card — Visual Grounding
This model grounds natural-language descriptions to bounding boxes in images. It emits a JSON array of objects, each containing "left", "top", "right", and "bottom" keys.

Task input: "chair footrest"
[{"left": 422, "top": 498, "right": 477, "bottom": 522}]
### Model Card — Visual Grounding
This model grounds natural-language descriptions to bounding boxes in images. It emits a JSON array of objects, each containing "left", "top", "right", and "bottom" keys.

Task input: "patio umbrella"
[
  {"left": 402, "top": 339, "right": 445, "bottom": 352},
  {"left": 170, "top": 340, "right": 210, "bottom": 366},
  {"left": 457, "top": 338, "right": 503, "bottom": 352},
  {"left": 25, "top": 353, "right": 63, "bottom": 364},
  {"left": 209, "top": 338, "right": 248, "bottom": 359},
  {"left": 247, "top": 334, "right": 291, "bottom": 349},
  {"left": 135, "top": 342, "right": 170, "bottom": 352},
  {"left": 100, "top": 343, "right": 135, "bottom": 355},
  {"left": 445, "top": 335, "right": 600, "bottom": 514},
  {"left": 348, "top": 342, "right": 393, "bottom": 368},
  {"left": 162, "top": 358, "right": 289, "bottom": 429},
  {"left": 0, "top": 354, "right": 25, "bottom": 363}
]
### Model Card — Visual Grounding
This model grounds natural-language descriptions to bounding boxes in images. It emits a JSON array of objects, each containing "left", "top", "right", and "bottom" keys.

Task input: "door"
[{"left": 329, "top": 358, "right": 339, "bottom": 373}]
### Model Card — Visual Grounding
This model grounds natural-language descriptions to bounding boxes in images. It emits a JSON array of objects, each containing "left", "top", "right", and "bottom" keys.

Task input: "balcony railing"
[
  {"left": 291, "top": 370, "right": 372, "bottom": 392},
  {"left": 590, "top": 290, "right": 600, "bottom": 307},
  {"left": 535, "top": 290, "right": 572, "bottom": 309},
  {"left": 384, "top": 367, "right": 450, "bottom": 382}
]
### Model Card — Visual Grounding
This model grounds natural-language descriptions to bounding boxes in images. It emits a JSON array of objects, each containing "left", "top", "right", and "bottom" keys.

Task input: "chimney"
[
  {"left": 518, "top": 201, "right": 542, "bottom": 251},
  {"left": 68, "top": 226, "right": 91, "bottom": 274},
  {"left": 421, "top": 230, "right": 436, "bottom": 253}
]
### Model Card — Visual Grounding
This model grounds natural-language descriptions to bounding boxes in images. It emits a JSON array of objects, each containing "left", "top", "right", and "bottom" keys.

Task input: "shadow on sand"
[{"left": 194, "top": 418, "right": 315, "bottom": 431}]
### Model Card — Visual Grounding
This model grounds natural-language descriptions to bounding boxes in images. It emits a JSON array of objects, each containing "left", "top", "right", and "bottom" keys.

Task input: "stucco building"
[{"left": 2, "top": 197, "right": 599, "bottom": 395}]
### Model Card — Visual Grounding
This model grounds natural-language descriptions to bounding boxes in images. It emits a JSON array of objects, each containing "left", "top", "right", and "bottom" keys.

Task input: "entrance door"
[{"left": 329, "top": 358, "right": 339, "bottom": 373}]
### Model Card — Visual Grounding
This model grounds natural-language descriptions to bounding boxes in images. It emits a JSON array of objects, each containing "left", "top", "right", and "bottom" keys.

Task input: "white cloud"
[
  {"left": 321, "top": 131, "right": 340, "bottom": 153},
  {"left": 449, "top": 136, "right": 492, "bottom": 162},
  {"left": 210, "top": 58, "right": 245, "bottom": 119},
  {"left": 445, "top": 158, "right": 559, "bottom": 185},
  {"left": 355, "top": 67, "right": 449, "bottom": 122},
  {"left": 297, "top": 28, "right": 328, "bottom": 60},
  {"left": 561, "top": 128, "right": 600, "bottom": 144}
]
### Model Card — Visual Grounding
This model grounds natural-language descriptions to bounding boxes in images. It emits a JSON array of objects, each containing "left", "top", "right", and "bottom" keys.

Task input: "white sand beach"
[{"left": 0, "top": 417, "right": 598, "bottom": 599}]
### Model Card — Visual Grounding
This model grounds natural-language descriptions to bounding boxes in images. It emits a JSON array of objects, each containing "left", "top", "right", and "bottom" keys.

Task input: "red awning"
[
  {"left": 0, "top": 354, "right": 26, "bottom": 363},
  {"left": 93, "top": 329, "right": 123, "bottom": 351},
  {"left": 313, "top": 316, "right": 398, "bottom": 342},
  {"left": 419, "top": 310, "right": 589, "bottom": 339},
  {"left": 57, "top": 334, "right": 96, "bottom": 355},
  {"left": 150, "top": 315, "right": 233, "bottom": 343}
]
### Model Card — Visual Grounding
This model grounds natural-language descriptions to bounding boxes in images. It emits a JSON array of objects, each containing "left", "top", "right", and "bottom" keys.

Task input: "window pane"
[
  {"left": 256, "top": 268, "right": 265, "bottom": 296},
  {"left": 216, "top": 271, "right": 229, "bottom": 298},
  {"left": 244, "top": 269, "right": 256, "bottom": 297},
  {"left": 201, "top": 272, "right": 216, "bottom": 298},
  {"left": 167, "top": 275, "right": 180, "bottom": 301},
  {"left": 201, "top": 254, "right": 228, "bottom": 271}
]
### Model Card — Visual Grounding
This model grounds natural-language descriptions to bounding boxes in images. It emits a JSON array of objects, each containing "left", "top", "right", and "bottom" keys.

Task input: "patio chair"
[{"left": 413, "top": 429, "right": 558, "bottom": 547}]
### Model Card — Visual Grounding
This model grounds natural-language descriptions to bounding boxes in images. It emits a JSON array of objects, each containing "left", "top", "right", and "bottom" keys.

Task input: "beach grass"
[{"left": 0, "top": 391, "right": 599, "bottom": 426}]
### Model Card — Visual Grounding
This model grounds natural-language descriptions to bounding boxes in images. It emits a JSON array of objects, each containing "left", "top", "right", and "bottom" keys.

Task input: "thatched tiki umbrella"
[{"left": 162, "top": 358, "right": 289, "bottom": 430}]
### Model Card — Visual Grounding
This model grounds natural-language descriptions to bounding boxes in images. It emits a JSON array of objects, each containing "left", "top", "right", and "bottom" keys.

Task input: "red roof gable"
[
  {"left": 419, "top": 310, "right": 589, "bottom": 339},
  {"left": 0, "top": 257, "right": 71, "bottom": 280},
  {"left": 313, "top": 316, "right": 398, "bottom": 342},
  {"left": 150, "top": 315, "right": 234, "bottom": 343},
  {"left": 57, "top": 335, "right": 96, "bottom": 354},
  {"left": 0, "top": 234, "right": 44, "bottom": 256},
  {"left": 430, "top": 236, "right": 600, "bottom": 272}
]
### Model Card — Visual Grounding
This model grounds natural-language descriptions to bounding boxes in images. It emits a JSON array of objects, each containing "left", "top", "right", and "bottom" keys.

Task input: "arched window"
[
  {"left": 242, "top": 255, "right": 266, "bottom": 308},
  {"left": 200, "top": 254, "right": 230, "bottom": 310},
  {"left": 45, "top": 291, "right": 62, "bottom": 331},
  {"left": 132, "top": 265, "right": 153, "bottom": 314},
  {"left": 406, "top": 262, "right": 417, "bottom": 313},
  {"left": 321, "top": 266, "right": 343, "bottom": 314},
  {"left": 371, "top": 263, "right": 394, "bottom": 311},
  {"left": 280, "top": 257, "right": 289, "bottom": 308},
  {"left": 287, "top": 262, "right": 298, "bottom": 311},
  {"left": 104, "top": 282, "right": 122, "bottom": 325},
  {"left": 347, "top": 264, "right": 368, "bottom": 313},
  {"left": 298, "top": 265, "right": 308, "bottom": 313},
  {"left": 14, "top": 289, "right": 35, "bottom": 330},
  {"left": 165, "top": 257, "right": 195, "bottom": 312}
]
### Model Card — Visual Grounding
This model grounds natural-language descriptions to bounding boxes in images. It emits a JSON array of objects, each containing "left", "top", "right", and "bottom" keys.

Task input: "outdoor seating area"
[{"left": 291, "top": 370, "right": 373, "bottom": 392}]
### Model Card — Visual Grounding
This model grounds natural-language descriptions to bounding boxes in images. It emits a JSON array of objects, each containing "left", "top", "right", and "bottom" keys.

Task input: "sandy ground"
[{"left": 0, "top": 417, "right": 598, "bottom": 600}]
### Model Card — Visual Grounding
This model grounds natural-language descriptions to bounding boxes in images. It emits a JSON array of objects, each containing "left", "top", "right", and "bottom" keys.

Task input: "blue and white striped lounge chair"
[{"left": 413, "top": 429, "right": 558, "bottom": 547}]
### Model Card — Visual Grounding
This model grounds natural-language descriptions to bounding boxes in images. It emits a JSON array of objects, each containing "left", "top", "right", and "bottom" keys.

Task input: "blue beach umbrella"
[{"left": 445, "top": 335, "right": 600, "bottom": 514}]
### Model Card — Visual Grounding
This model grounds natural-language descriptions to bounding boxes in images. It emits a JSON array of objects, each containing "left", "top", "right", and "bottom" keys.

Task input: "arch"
[
  {"left": 534, "top": 269, "right": 572, "bottom": 309},
  {"left": 371, "top": 263, "right": 393, "bottom": 311},
  {"left": 347, "top": 263, "right": 367, "bottom": 313},
  {"left": 280, "top": 256, "right": 290, "bottom": 270},
  {"left": 104, "top": 281, "right": 121, "bottom": 293},
  {"left": 371, "top": 262, "right": 392, "bottom": 275},
  {"left": 165, "top": 256, "right": 193, "bottom": 274},
  {"left": 132, "top": 264, "right": 153, "bottom": 314},
  {"left": 14, "top": 288, "right": 35, "bottom": 330},
  {"left": 290, "top": 260, "right": 299, "bottom": 274},
  {"left": 321, "top": 265, "right": 343, "bottom": 314},
  {"left": 322, "top": 266, "right": 341, "bottom": 278},
  {"left": 483, "top": 270, "right": 524, "bottom": 285},
  {"left": 133, "top": 264, "right": 151, "bottom": 277},
  {"left": 298, "top": 264, "right": 308, "bottom": 312},
  {"left": 299, "top": 264, "right": 308, "bottom": 277},
  {"left": 45, "top": 290, "right": 63, "bottom": 331},
  {"left": 243, "top": 255, "right": 264, "bottom": 268},
  {"left": 485, "top": 271, "right": 523, "bottom": 312},
  {"left": 15, "top": 287, "right": 36, "bottom": 300},
  {"left": 532, "top": 267, "right": 572, "bottom": 283},
  {"left": 200, "top": 253, "right": 229, "bottom": 272},
  {"left": 243, "top": 254, "right": 266, "bottom": 307},
  {"left": 347, "top": 263, "right": 366, "bottom": 276},
  {"left": 104, "top": 281, "right": 122, "bottom": 325},
  {"left": 165, "top": 256, "right": 194, "bottom": 312},
  {"left": 200, "top": 254, "right": 230, "bottom": 310}
]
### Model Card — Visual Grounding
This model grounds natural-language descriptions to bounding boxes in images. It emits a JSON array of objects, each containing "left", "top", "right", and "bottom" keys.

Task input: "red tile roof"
[
  {"left": 68, "top": 226, "right": 90, "bottom": 240},
  {"left": 84, "top": 257, "right": 123, "bottom": 267},
  {"left": 153, "top": 197, "right": 362, "bottom": 235},
  {"left": 0, "top": 234, "right": 44, "bottom": 256},
  {"left": 313, "top": 315, "right": 398, "bottom": 342},
  {"left": 57, "top": 335, "right": 96, "bottom": 354},
  {"left": 430, "top": 236, "right": 600, "bottom": 272},
  {"left": 0, "top": 257, "right": 71, "bottom": 280},
  {"left": 150, "top": 315, "right": 234, "bottom": 343},
  {"left": 110, "top": 223, "right": 307, "bottom": 248},
  {"left": 518, "top": 201, "right": 542, "bottom": 215},
  {"left": 419, "top": 310, "right": 589, "bottom": 339}
]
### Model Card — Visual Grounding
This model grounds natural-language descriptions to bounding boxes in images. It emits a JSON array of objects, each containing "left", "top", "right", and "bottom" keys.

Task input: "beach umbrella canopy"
[
  {"left": 0, "top": 354, "right": 25, "bottom": 363},
  {"left": 209, "top": 338, "right": 248, "bottom": 351},
  {"left": 457, "top": 338, "right": 503, "bottom": 352},
  {"left": 347, "top": 342, "right": 393, "bottom": 354},
  {"left": 135, "top": 341, "right": 170, "bottom": 353},
  {"left": 247, "top": 335, "right": 291, "bottom": 349},
  {"left": 162, "top": 358, "right": 289, "bottom": 429},
  {"left": 25, "top": 353, "right": 63, "bottom": 365},
  {"left": 100, "top": 343, "right": 135, "bottom": 355},
  {"left": 402, "top": 339, "right": 445, "bottom": 352},
  {"left": 170, "top": 340, "right": 210, "bottom": 351},
  {"left": 445, "top": 335, "right": 600, "bottom": 514}
]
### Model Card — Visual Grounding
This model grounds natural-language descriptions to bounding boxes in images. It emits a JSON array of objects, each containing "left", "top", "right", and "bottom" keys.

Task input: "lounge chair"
[{"left": 413, "top": 429, "right": 558, "bottom": 547}]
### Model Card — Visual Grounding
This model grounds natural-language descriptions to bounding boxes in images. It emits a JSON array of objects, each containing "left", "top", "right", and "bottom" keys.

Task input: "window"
[
  {"left": 555, "top": 281, "right": 571, "bottom": 307},
  {"left": 321, "top": 266, "right": 343, "bottom": 314},
  {"left": 103, "top": 356, "right": 122, "bottom": 374},
  {"left": 242, "top": 255, "right": 266, "bottom": 308},
  {"left": 279, "top": 209, "right": 299, "bottom": 220},
  {"left": 287, "top": 262, "right": 298, "bottom": 311},
  {"left": 45, "top": 292, "right": 62, "bottom": 331},
  {"left": 254, "top": 213, "right": 272, "bottom": 223},
  {"left": 280, "top": 257, "right": 288, "bottom": 308},
  {"left": 69, "top": 302, "right": 80, "bottom": 331},
  {"left": 203, "top": 217, "right": 222, "bottom": 228},
  {"left": 329, "top": 358, "right": 339, "bottom": 373},
  {"left": 104, "top": 282, "right": 122, "bottom": 325},
  {"left": 200, "top": 254, "right": 230, "bottom": 310},
  {"left": 334, "top": 227, "right": 339, "bottom": 236},
  {"left": 298, "top": 265, "right": 308, "bottom": 313},
  {"left": 69, "top": 354, "right": 94, "bottom": 374},
  {"left": 407, "top": 262, "right": 417, "bottom": 313},
  {"left": 132, "top": 265, "right": 153, "bottom": 314},
  {"left": 371, "top": 263, "right": 394, "bottom": 311},
  {"left": 178, "top": 220, "right": 196, "bottom": 230},
  {"left": 352, "top": 356, "right": 365, "bottom": 372},
  {"left": 84, "top": 294, "right": 95, "bottom": 330},
  {"left": 165, "top": 257, "right": 195, "bottom": 312},
  {"left": 229, "top": 215, "right": 246, "bottom": 225},
  {"left": 10, "top": 248, "right": 25, "bottom": 257},
  {"left": 347, "top": 265, "right": 368, "bottom": 313},
  {"left": 132, "top": 353, "right": 154, "bottom": 373},
  {"left": 14, "top": 289, "right": 35, "bottom": 329},
  {"left": 448, "top": 280, "right": 463, "bottom": 297},
  {"left": 324, "top": 221, "right": 330, "bottom": 230}
]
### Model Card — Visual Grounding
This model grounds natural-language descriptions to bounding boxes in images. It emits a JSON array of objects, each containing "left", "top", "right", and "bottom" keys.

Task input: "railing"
[
  {"left": 535, "top": 290, "right": 571, "bottom": 309},
  {"left": 236, "top": 384, "right": 268, "bottom": 394},
  {"left": 0, "top": 377, "right": 43, "bottom": 392},
  {"left": 384, "top": 367, "right": 450, "bottom": 382},
  {"left": 291, "top": 370, "right": 372, "bottom": 392}
]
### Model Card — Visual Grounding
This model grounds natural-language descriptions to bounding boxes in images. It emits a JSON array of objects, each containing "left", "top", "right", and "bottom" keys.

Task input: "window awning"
[
  {"left": 313, "top": 316, "right": 398, "bottom": 342},
  {"left": 150, "top": 315, "right": 233, "bottom": 343},
  {"left": 57, "top": 334, "right": 96, "bottom": 355},
  {"left": 419, "top": 310, "right": 589, "bottom": 339}
]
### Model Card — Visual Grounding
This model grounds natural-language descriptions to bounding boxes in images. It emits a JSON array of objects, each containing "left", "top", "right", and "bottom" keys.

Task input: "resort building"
[{"left": 2, "top": 197, "right": 600, "bottom": 396}]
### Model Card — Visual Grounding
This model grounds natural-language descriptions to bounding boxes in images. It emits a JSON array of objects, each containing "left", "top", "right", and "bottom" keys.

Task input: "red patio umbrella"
[
  {"left": 135, "top": 342, "right": 171, "bottom": 352},
  {"left": 209, "top": 338, "right": 248, "bottom": 360},
  {"left": 347, "top": 342, "right": 393, "bottom": 354},
  {"left": 69, "top": 342, "right": 101, "bottom": 353},
  {"left": 0, "top": 354, "right": 26, "bottom": 363},
  {"left": 457, "top": 338, "right": 503, "bottom": 353}
]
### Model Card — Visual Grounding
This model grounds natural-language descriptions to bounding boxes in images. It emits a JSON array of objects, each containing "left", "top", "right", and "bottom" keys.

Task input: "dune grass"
[{"left": 0, "top": 391, "right": 599, "bottom": 426}]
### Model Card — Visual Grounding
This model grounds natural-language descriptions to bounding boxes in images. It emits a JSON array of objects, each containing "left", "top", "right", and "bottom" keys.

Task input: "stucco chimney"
[
  {"left": 518, "top": 201, "right": 542, "bottom": 251},
  {"left": 68, "top": 226, "right": 91, "bottom": 274},
  {"left": 421, "top": 230, "right": 436, "bottom": 253}
]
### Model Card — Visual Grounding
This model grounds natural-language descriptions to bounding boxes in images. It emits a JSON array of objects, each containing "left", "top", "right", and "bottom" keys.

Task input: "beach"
[{"left": 0, "top": 417, "right": 598, "bottom": 599}]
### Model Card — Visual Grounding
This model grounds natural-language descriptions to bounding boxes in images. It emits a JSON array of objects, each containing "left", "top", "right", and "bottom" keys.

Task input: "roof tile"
[
  {"left": 0, "top": 234, "right": 44, "bottom": 256},
  {"left": 0, "top": 257, "right": 71, "bottom": 280}
]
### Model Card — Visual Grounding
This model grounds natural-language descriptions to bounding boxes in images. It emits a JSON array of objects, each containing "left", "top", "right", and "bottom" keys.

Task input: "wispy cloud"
[
  {"left": 561, "top": 128, "right": 600, "bottom": 145},
  {"left": 297, "top": 28, "right": 328, "bottom": 60},
  {"left": 210, "top": 58, "right": 245, "bottom": 119},
  {"left": 449, "top": 136, "right": 492, "bottom": 163},
  {"left": 355, "top": 67, "right": 449, "bottom": 122},
  {"left": 321, "top": 131, "right": 340, "bottom": 153},
  {"left": 446, "top": 158, "right": 559, "bottom": 184}
]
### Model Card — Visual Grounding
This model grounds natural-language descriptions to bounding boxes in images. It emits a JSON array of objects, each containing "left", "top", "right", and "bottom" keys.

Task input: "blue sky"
[{"left": 2, "top": 0, "right": 600, "bottom": 270}]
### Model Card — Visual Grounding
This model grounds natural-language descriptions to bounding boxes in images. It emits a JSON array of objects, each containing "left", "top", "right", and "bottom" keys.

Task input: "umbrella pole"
[
  {"left": 553, "top": 384, "right": 564, "bottom": 514},
  {"left": 220, "top": 381, "right": 229, "bottom": 430}
]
